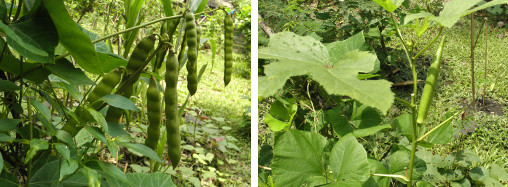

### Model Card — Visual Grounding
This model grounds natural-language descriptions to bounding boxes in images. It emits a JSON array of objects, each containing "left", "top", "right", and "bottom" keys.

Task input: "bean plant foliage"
[
  {"left": 0, "top": 0, "right": 244, "bottom": 186},
  {"left": 259, "top": 0, "right": 508, "bottom": 186}
]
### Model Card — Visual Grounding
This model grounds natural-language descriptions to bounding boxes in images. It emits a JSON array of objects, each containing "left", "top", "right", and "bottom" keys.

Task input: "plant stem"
[
  {"left": 413, "top": 28, "right": 443, "bottom": 60},
  {"left": 470, "top": 13, "right": 476, "bottom": 109},
  {"left": 418, "top": 108, "right": 466, "bottom": 141}
]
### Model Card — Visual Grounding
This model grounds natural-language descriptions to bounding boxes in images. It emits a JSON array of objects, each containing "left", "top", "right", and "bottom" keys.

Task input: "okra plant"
[{"left": 259, "top": 0, "right": 508, "bottom": 186}]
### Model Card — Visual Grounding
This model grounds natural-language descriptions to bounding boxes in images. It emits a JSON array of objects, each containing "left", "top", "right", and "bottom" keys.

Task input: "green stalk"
[
  {"left": 390, "top": 12, "right": 418, "bottom": 187},
  {"left": 418, "top": 108, "right": 466, "bottom": 141}
]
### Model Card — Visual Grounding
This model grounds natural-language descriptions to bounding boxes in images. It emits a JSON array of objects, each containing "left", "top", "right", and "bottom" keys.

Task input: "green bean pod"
[
  {"left": 224, "top": 13, "right": 234, "bottom": 86},
  {"left": 417, "top": 37, "right": 446, "bottom": 124},
  {"left": 87, "top": 69, "right": 122, "bottom": 109},
  {"left": 165, "top": 49, "right": 181, "bottom": 168},
  {"left": 185, "top": 11, "right": 198, "bottom": 96},
  {"left": 126, "top": 35, "right": 156, "bottom": 75},
  {"left": 145, "top": 76, "right": 162, "bottom": 150}
]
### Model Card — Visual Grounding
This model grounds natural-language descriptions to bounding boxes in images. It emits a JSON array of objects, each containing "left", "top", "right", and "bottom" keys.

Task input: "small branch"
[
  {"left": 258, "top": 14, "right": 273, "bottom": 37},
  {"left": 418, "top": 108, "right": 466, "bottom": 142},
  {"left": 373, "top": 174, "right": 409, "bottom": 182},
  {"left": 258, "top": 165, "right": 272, "bottom": 170},
  {"left": 392, "top": 80, "right": 423, "bottom": 87}
]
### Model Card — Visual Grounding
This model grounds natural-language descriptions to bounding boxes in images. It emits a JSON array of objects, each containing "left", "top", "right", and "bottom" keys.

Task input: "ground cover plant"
[
  {"left": 259, "top": 0, "right": 508, "bottom": 186},
  {"left": 0, "top": 0, "right": 250, "bottom": 186}
]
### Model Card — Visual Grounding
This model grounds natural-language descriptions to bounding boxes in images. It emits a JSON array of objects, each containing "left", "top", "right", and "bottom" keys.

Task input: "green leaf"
[
  {"left": 264, "top": 114, "right": 290, "bottom": 132},
  {"left": 81, "top": 166, "right": 100, "bottom": 187},
  {"left": 116, "top": 142, "right": 162, "bottom": 163},
  {"left": 159, "top": 0, "right": 175, "bottom": 16},
  {"left": 466, "top": 0, "right": 508, "bottom": 16},
  {"left": 55, "top": 130, "right": 75, "bottom": 145},
  {"left": 416, "top": 181, "right": 434, "bottom": 187},
  {"left": 0, "top": 80, "right": 20, "bottom": 92},
  {"left": 100, "top": 94, "right": 140, "bottom": 112},
  {"left": 61, "top": 82, "right": 84, "bottom": 101},
  {"left": 189, "top": 0, "right": 204, "bottom": 13},
  {"left": 350, "top": 101, "right": 382, "bottom": 129},
  {"left": 59, "top": 160, "right": 78, "bottom": 181},
  {"left": 0, "top": 118, "right": 20, "bottom": 131},
  {"left": 489, "top": 163, "right": 508, "bottom": 182},
  {"left": 427, "top": 112, "right": 453, "bottom": 144},
  {"left": 325, "top": 31, "right": 380, "bottom": 73},
  {"left": 372, "top": 0, "right": 404, "bottom": 13},
  {"left": 259, "top": 32, "right": 393, "bottom": 114},
  {"left": 0, "top": 170, "right": 19, "bottom": 187},
  {"left": 393, "top": 114, "right": 414, "bottom": 141},
  {"left": 78, "top": 25, "right": 127, "bottom": 73},
  {"left": 43, "top": 0, "right": 102, "bottom": 74},
  {"left": 85, "top": 126, "right": 107, "bottom": 143},
  {"left": 0, "top": 134, "right": 14, "bottom": 142},
  {"left": 329, "top": 134, "right": 370, "bottom": 182},
  {"left": 0, "top": 13, "right": 57, "bottom": 63},
  {"left": 326, "top": 107, "right": 353, "bottom": 137},
  {"left": 98, "top": 161, "right": 129, "bottom": 183},
  {"left": 87, "top": 108, "right": 108, "bottom": 134},
  {"left": 271, "top": 130, "right": 327, "bottom": 186},
  {"left": 470, "top": 166, "right": 489, "bottom": 182},
  {"left": 353, "top": 124, "right": 391, "bottom": 137},
  {"left": 389, "top": 150, "right": 427, "bottom": 181},
  {"left": 430, "top": 0, "right": 483, "bottom": 28},
  {"left": 54, "top": 143, "right": 70, "bottom": 161},
  {"left": 0, "top": 0, "right": 6, "bottom": 22},
  {"left": 25, "top": 139, "right": 50, "bottom": 164},
  {"left": 0, "top": 152, "right": 3, "bottom": 174},
  {"left": 29, "top": 160, "right": 60, "bottom": 187},
  {"left": 123, "top": 173, "right": 176, "bottom": 187},
  {"left": 30, "top": 100, "right": 51, "bottom": 123},
  {"left": 46, "top": 59, "right": 95, "bottom": 86},
  {"left": 368, "top": 158, "right": 390, "bottom": 187}
]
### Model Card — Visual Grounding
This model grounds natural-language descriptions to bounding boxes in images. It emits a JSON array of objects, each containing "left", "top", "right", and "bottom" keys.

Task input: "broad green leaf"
[
  {"left": 25, "top": 139, "right": 49, "bottom": 164},
  {"left": 430, "top": 0, "right": 483, "bottom": 28},
  {"left": 0, "top": 170, "right": 19, "bottom": 187},
  {"left": 55, "top": 130, "right": 75, "bottom": 145},
  {"left": 189, "top": 0, "right": 204, "bottom": 13},
  {"left": 264, "top": 114, "right": 290, "bottom": 132},
  {"left": 451, "top": 178, "right": 471, "bottom": 187},
  {"left": 98, "top": 161, "right": 129, "bottom": 183},
  {"left": 303, "top": 176, "right": 327, "bottom": 186},
  {"left": 490, "top": 163, "right": 508, "bottom": 182},
  {"left": 29, "top": 160, "right": 60, "bottom": 187},
  {"left": 85, "top": 126, "right": 107, "bottom": 143},
  {"left": 455, "top": 150, "right": 482, "bottom": 168},
  {"left": 325, "top": 31, "right": 380, "bottom": 73},
  {"left": 350, "top": 101, "right": 382, "bottom": 129},
  {"left": 81, "top": 166, "right": 100, "bottom": 187},
  {"left": 124, "top": 173, "right": 175, "bottom": 187},
  {"left": 466, "top": 0, "right": 508, "bottom": 16},
  {"left": 271, "top": 130, "right": 327, "bottom": 186},
  {"left": 106, "top": 141, "right": 119, "bottom": 160},
  {"left": 62, "top": 83, "right": 83, "bottom": 101},
  {"left": 0, "top": 134, "right": 14, "bottom": 142},
  {"left": 0, "top": 0, "right": 6, "bottom": 22},
  {"left": 259, "top": 32, "right": 393, "bottom": 114},
  {"left": 43, "top": 0, "right": 102, "bottom": 74},
  {"left": 30, "top": 100, "right": 51, "bottom": 124},
  {"left": 106, "top": 121, "right": 130, "bottom": 137},
  {"left": 100, "top": 94, "right": 140, "bottom": 112},
  {"left": 159, "top": 0, "right": 175, "bottom": 16},
  {"left": 87, "top": 108, "right": 108, "bottom": 134},
  {"left": 427, "top": 112, "right": 453, "bottom": 144},
  {"left": 0, "top": 80, "right": 20, "bottom": 92},
  {"left": 416, "top": 181, "right": 434, "bottom": 187},
  {"left": 116, "top": 142, "right": 162, "bottom": 163},
  {"left": 368, "top": 158, "right": 390, "bottom": 187},
  {"left": 0, "top": 43, "right": 48, "bottom": 84},
  {"left": 46, "top": 59, "right": 95, "bottom": 86},
  {"left": 59, "top": 160, "right": 78, "bottom": 181},
  {"left": 78, "top": 25, "right": 127, "bottom": 73},
  {"left": 470, "top": 166, "right": 489, "bottom": 182},
  {"left": 353, "top": 124, "right": 391, "bottom": 137},
  {"left": 389, "top": 150, "right": 427, "bottom": 181},
  {"left": 329, "top": 134, "right": 370, "bottom": 182},
  {"left": 54, "top": 143, "right": 70, "bottom": 161},
  {"left": 326, "top": 107, "right": 353, "bottom": 137},
  {"left": 0, "top": 13, "right": 57, "bottom": 63},
  {"left": 0, "top": 118, "right": 20, "bottom": 131},
  {"left": 393, "top": 113, "right": 414, "bottom": 141},
  {"left": 372, "top": 0, "right": 404, "bottom": 13},
  {"left": 0, "top": 151, "right": 2, "bottom": 174}
]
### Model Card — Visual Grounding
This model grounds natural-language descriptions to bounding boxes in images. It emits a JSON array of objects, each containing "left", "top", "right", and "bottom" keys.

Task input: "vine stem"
[{"left": 55, "top": 9, "right": 218, "bottom": 61}]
